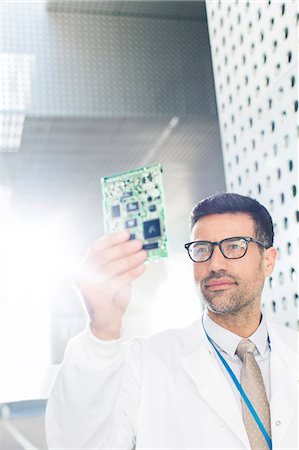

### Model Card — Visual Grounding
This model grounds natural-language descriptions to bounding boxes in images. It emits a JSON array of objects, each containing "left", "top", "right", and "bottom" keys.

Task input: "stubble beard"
[
  {"left": 196, "top": 268, "right": 265, "bottom": 318},
  {"left": 197, "top": 281, "right": 256, "bottom": 316}
]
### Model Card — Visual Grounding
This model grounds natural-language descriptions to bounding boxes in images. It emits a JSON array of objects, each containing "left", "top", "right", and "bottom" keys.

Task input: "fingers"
[
  {"left": 105, "top": 262, "right": 147, "bottom": 295},
  {"left": 76, "top": 257, "right": 146, "bottom": 303},
  {"left": 102, "top": 248, "right": 147, "bottom": 278},
  {"left": 86, "top": 230, "right": 144, "bottom": 267},
  {"left": 91, "top": 237, "right": 144, "bottom": 269},
  {"left": 75, "top": 231, "right": 147, "bottom": 340},
  {"left": 76, "top": 231, "right": 147, "bottom": 286},
  {"left": 88, "top": 230, "right": 132, "bottom": 258},
  {"left": 87, "top": 249, "right": 146, "bottom": 286}
]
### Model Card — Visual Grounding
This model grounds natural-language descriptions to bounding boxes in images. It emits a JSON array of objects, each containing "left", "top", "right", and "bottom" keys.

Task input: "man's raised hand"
[{"left": 75, "top": 230, "right": 147, "bottom": 340}]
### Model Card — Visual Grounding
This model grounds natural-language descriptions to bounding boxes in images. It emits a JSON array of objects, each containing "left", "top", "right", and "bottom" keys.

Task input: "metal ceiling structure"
[
  {"left": 2, "top": 0, "right": 224, "bottom": 252},
  {"left": 1, "top": 0, "right": 225, "bottom": 366},
  {"left": 47, "top": 0, "right": 208, "bottom": 20},
  {"left": 3, "top": 113, "right": 222, "bottom": 247}
]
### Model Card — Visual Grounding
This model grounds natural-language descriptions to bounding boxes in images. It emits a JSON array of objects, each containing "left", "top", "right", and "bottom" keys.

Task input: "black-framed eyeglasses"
[{"left": 184, "top": 236, "right": 269, "bottom": 263}]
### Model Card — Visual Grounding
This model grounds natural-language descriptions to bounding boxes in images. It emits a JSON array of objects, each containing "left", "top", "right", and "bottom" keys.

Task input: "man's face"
[{"left": 191, "top": 212, "right": 276, "bottom": 316}]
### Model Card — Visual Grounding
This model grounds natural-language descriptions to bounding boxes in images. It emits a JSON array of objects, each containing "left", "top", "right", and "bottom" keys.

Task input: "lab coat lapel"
[
  {"left": 268, "top": 324, "right": 298, "bottom": 448},
  {"left": 179, "top": 339, "right": 250, "bottom": 449}
]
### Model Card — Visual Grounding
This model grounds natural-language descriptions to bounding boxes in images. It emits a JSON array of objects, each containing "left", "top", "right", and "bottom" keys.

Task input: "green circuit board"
[{"left": 102, "top": 163, "right": 168, "bottom": 262}]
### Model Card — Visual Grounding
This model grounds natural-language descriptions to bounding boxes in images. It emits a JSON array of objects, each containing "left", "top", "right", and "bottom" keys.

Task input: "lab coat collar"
[
  {"left": 179, "top": 319, "right": 297, "bottom": 450},
  {"left": 267, "top": 322, "right": 298, "bottom": 448},
  {"left": 179, "top": 320, "right": 251, "bottom": 449}
]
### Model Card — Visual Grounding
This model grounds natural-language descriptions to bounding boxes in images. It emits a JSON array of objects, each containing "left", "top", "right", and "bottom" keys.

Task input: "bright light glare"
[
  {"left": 104, "top": 250, "right": 201, "bottom": 340},
  {"left": 152, "top": 253, "right": 202, "bottom": 332},
  {"left": 0, "top": 212, "right": 77, "bottom": 373}
]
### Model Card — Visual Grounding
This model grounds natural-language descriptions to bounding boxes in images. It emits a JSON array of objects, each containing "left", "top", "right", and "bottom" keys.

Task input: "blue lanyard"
[{"left": 202, "top": 320, "right": 272, "bottom": 450}]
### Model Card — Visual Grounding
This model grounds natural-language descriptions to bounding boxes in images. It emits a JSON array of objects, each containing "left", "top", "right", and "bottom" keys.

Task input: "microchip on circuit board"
[{"left": 101, "top": 163, "right": 168, "bottom": 262}]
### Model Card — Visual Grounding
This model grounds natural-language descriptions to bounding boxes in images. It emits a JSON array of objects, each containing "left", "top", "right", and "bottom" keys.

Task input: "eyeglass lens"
[{"left": 189, "top": 238, "right": 248, "bottom": 262}]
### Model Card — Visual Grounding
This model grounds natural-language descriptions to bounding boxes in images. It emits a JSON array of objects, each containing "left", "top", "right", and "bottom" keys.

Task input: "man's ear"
[{"left": 263, "top": 247, "right": 277, "bottom": 277}]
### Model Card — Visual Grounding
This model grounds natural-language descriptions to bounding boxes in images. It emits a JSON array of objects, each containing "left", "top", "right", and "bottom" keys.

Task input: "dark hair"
[{"left": 190, "top": 192, "right": 274, "bottom": 247}]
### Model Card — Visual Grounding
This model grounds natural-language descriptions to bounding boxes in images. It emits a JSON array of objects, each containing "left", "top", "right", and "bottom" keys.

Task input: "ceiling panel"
[
  {"left": 47, "top": 0, "right": 207, "bottom": 21},
  {"left": 1, "top": 0, "right": 226, "bottom": 363},
  {"left": 1, "top": 115, "right": 224, "bottom": 248},
  {"left": 1, "top": 0, "right": 224, "bottom": 251}
]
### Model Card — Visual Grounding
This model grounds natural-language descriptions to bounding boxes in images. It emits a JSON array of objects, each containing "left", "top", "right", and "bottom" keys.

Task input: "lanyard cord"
[{"left": 202, "top": 320, "right": 272, "bottom": 450}]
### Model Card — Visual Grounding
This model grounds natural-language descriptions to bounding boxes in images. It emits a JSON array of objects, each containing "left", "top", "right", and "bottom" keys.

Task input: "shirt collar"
[{"left": 203, "top": 311, "right": 269, "bottom": 358}]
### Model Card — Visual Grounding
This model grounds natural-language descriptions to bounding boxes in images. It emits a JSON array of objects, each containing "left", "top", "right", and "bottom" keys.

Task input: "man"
[{"left": 46, "top": 192, "right": 298, "bottom": 450}]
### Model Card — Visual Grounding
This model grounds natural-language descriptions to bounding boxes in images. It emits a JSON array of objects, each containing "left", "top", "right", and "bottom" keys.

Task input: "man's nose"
[{"left": 207, "top": 244, "right": 228, "bottom": 271}]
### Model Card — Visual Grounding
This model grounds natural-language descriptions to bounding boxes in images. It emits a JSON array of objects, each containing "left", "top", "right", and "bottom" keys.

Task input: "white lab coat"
[{"left": 46, "top": 319, "right": 298, "bottom": 450}]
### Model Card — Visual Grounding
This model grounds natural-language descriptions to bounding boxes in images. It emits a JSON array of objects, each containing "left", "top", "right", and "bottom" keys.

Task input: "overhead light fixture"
[
  {"left": 0, "top": 53, "right": 35, "bottom": 152},
  {"left": 0, "top": 113, "right": 25, "bottom": 151}
]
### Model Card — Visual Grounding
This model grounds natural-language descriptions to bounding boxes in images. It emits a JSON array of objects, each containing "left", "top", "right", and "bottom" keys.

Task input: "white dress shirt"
[{"left": 203, "top": 312, "right": 271, "bottom": 410}]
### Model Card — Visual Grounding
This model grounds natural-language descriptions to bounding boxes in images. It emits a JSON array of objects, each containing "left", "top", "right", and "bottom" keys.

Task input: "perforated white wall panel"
[{"left": 205, "top": 0, "right": 298, "bottom": 329}]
